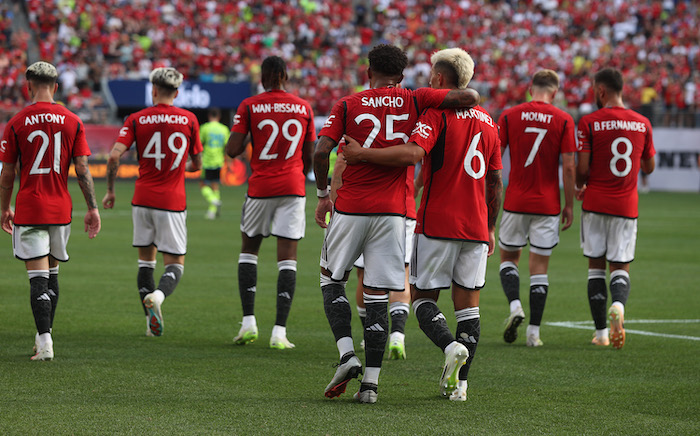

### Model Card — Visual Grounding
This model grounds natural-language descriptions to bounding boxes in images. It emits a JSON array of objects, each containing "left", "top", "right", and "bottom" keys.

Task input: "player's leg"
[
  {"left": 211, "top": 179, "right": 222, "bottom": 216},
  {"left": 235, "top": 232, "right": 263, "bottom": 344},
  {"left": 48, "top": 256, "right": 60, "bottom": 329},
  {"left": 581, "top": 211, "right": 610, "bottom": 346},
  {"left": 354, "top": 263, "right": 366, "bottom": 349},
  {"left": 321, "top": 213, "right": 364, "bottom": 398},
  {"left": 453, "top": 285, "right": 480, "bottom": 402},
  {"left": 137, "top": 245, "right": 159, "bottom": 336},
  {"left": 355, "top": 215, "right": 406, "bottom": 403},
  {"left": 388, "top": 267, "right": 410, "bottom": 360},
  {"left": 269, "top": 237, "right": 298, "bottom": 349},
  {"left": 142, "top": 209, "right": 187, "bottom": 337},
  {"left": 526, "top": 251, "right": 550, "bottom": 347},
  {"left": 605, "top": 216, "right": 637, "bottom": 349},
  {"left": 498, "top": 211, "right": 526, "bottom": 343},
  {"left": 200, "top": 172, "right": 219, "bottom": 219},
  {"left": 26, "top": 256, "right": 53, "bottom": 360}
]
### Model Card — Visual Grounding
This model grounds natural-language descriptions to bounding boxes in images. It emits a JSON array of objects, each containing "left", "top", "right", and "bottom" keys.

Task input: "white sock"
[
  {"left": 38, "top": 332, "right": 52, "bottom": 349},
  {"left": 389, "top": 331, "right": 405, "bottom": 343},
  {"left": 337, "top": 336, "right": 354, "bottom": 358},
  {"left": 363, "top": 367, "right": 381, "bottom": 385},
  {"left": 526, "top": 325, "right": 540, "bottom": 338},
  {"left": 611, "top": 301, "right": 625, "bottom": 316},
  {"left": 271, "top": 325, "right": 286, "bottom": 338},
  {"left": 510, "top": 299, "right": 522, "bottom": 313},
  {"left": 241, "top": 315, "right": 257, "bottom": 329},
  {"left": 444, "top": 341, "right": 460, "bottom": 355},
  {"left": 152, "top": 290, "right": 165, "bottom": 305},
  {"left": 596, "top": 328, "right": 609, "bottom": 340}
]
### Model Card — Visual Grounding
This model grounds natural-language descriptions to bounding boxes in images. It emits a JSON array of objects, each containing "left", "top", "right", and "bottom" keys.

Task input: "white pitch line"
[{"left": 544, "top": 320, "right": 700, "bottom": 342}]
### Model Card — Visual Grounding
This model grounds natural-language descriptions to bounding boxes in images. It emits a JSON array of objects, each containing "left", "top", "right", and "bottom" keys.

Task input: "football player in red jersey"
[
  {"left": 314, "top": 44, "right": 480, "bottom": 403},
  {"left": 497, "top": 70, "right": 577, "bottom": 347},
  {"left": 102, "top": 67, "right": 202, "bottom": 337},
  {"left": 343, "top": 48, "right": 502, "bottom": 402},
  {"left": 0, "top": 61, "right": 101, "bottom": 361},
  {"left": 226, "top": 56, "right": 316, "bottom": 350},
  {"left": 576, "top": 68, "right": 655, "bottom": 349}
]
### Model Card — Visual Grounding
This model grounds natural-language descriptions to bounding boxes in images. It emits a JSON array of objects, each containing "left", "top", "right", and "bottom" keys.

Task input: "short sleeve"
[
  {"left": 318, "top": 99, "right": 346, "bottom": 143},
  {"left": 560, "top": 115, "right": 577, "bottom": 154},
  {"left": 642, "top": 122, "right": 655, "bottom": 160},
  {"left": 0, "top": 121, "right": 17, "bottom": 163},
  {"left": 576, "top": 118, "right": 590, "bottom": 152},
  {"left": 231, "top": 101, "right": 250, "bottom": 134},
  {"left": 412, "top": 88, "right": 450, "bottom": 112},
  {"left": 189, "top": 115, "right": 203, "bottom": 156},
  {"left": 116, "top": 115, "right": 136, "bottom": 149},
  {"left": 497, "top": 111, "right": 509, "bottom": 150},
  {"left": 408, "top": 109, "right": 443, "bottom": 154},
  {"left": 488, "top": 134, "right": 503, "bottom": 171},
  {"left": 72, "top": 119, "right": 91, "bottom": 157},
  {"left": 304, "top": 105, "right": 317, "bottom": 143}
]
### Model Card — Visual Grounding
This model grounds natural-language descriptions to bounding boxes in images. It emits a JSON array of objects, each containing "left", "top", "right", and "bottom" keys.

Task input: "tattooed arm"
[
  {"left": 485, "top": 169, "right": 503, "bottom": 256},
  {"left": 0, "top": 162, "right": 16, "bottom": 234},
  {"left": 102, "top": 143, "right": 128, "bottom": 209},
  {"left": 74, "top": 155, "right": 101, "bottom": 239}
]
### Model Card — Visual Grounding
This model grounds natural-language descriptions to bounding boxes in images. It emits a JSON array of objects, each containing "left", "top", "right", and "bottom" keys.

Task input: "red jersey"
[
  {"left": 321, "top": 86, "right": 450, "bottom": 215},
  {"left": 0, "top": 102, "right": 91, "bottom": 225},
  {"left": 577, "top": 107, "right": 655, "bottom": 218},
  {"left": 498, "top": 101, "right": 576, "bottom": 215},
  {"left": 116, "top": 104, "right": 202, "bottom": 212},
  {"left": 231, "top": 90, "right": 316, "bottom": 198},
  {"left": 411, "top": 106, "right": 502, "bottom": 242}
]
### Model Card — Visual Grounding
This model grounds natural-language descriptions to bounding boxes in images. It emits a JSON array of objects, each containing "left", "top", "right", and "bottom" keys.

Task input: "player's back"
[
  {"left": 577, "top": 107, "right": 655, "bottom": 218},
  {"left": 233, "top": 90, "right": 315, "bottom": 198},
  {"left": 322, "top": 86, "right": 448, "bottom": 215},
  {"left": 415, "top": 105, "right": 501, "bottom": 242},
  {"left": 200, "top": 121, "right": 229, "bottom": 169},
  {"left": 498, "top": 101, "right": 576, "bottom": 215},
  {"left": 1, "top": 102, "right": 89, "bottom": 225},
  {"left": 118, "top": 103, "right": 201, "bottom": 211}
]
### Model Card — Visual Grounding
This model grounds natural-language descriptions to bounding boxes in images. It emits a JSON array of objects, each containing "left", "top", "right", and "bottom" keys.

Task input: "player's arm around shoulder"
[
  {"left": 341, "top": 135, "right": 425, "bottom": 167},
  {"left": 73, "top": 155, "right": 101, "bottom": 239}
]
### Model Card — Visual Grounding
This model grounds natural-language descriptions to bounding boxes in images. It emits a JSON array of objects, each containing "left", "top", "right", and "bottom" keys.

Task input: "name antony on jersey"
[
  {"left": 250, "top": 103, "right": 308, "bottom": 115},
  {"left": 592, "top": 119, "right": 647, "bottom": 133},
  {"left": 521, "top": 111, "right": 553, "bottom": 123},
  {"left": 24, "top": 113, "right": 66, "bottom": 126},
  {"left": 455, "top": 108, "right": 494, "bottom": 126},
  {"left": 138, "top": 114, "right": 190, "bottom": 125}
]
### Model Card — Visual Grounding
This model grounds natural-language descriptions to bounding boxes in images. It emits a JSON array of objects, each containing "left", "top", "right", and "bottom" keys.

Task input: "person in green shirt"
[{"left": 199, "top": 108, "right": 230, "bottom": 219}]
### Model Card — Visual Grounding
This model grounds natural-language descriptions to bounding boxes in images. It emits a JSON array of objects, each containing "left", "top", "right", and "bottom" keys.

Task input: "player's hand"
[
  {"left": 84, "top": 208, "right": 101, "bottom": 239},
  {"left": 574, "top": 184, "right": 586, "bottom": 201},
  {"left": 487, "top": 229, "right": 495, "bottom": 256},
  {"left": 342, "top": 135, "right": 364, "bottom": 164},
  {"left": 561, "top": 205, "right": 573, "bottom": 231},
  {"left": 315, "top": 196, "right": 333, "bottom": 228},
  {"left": 102, "top": 192, "right": 115, "bottom": 209},
  {"left": 1, "top": 208, "right": 14, "bottom": 234}
]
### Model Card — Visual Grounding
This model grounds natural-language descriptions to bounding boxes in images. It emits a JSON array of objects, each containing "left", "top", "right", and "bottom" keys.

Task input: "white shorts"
[
  {"left": 132, "top": 206, "right": 187, "bottom": 255},
  {"left": 321, "top": 212, "right": 405, "bottom": 290},
  {"left": 13, "top": 225, "right": 71, "bottom": 262},
  {"left": 355, "top": 218, "right": 416, "bottom": 268},
  {"left": 410, "top": 233, "right": 488, "bottom": 291},
  {"left": 498, "top": 211, "right": 560, "bottom": 256},
  {"left": 580, "top": 211, "right": 637, "bottom": 263},
  {"left": 240, "top": 196, "right": 306, "bottom": 240}
]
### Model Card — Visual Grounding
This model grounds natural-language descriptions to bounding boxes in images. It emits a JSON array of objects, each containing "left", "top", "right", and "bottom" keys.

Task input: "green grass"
[{"left": 1, "top": 181, "right": 699, "bottom": 435}]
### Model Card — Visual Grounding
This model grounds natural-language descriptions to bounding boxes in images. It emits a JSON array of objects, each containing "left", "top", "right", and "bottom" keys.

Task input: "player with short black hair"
[
  {"left": 226, "top": 55, "right": 316, "bottom": 350},
  {"left": 314, "top": 44, "right": 480, "bottom": 403},
  {"left": 576, "top": 67, "right": 656, "bottom": 349},
  {"left": 497, "top": 69, "right": 577, "bottom": 347},
  {"left": 103, "top": 67, "right": 203, "bottom": 338},
  {"left": 199, "top": 107, "right": 229, "bottom": 219},
  {"left": 1, "top": 61, "right": 101, "bottom": 361}
]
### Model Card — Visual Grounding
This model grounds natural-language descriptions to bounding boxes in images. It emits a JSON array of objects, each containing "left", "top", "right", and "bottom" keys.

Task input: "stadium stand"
[{"left": 2, "top": 0, "right": 698, "bottom": 126}]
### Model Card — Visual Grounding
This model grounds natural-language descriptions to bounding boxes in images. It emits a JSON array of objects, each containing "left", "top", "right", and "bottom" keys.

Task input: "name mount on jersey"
[{"left": 521, "top": 111, "right": 553, "bottom": 123}]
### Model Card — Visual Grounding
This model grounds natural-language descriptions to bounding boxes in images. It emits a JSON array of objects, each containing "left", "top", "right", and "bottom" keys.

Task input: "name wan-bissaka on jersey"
[{"left": 251, "top": 103, "right": 308, "bottom": 115}]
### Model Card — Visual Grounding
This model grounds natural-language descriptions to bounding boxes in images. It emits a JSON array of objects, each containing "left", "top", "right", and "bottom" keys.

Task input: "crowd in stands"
[{"left": 1, "top": 0, "right": 698, "bottom": 127}]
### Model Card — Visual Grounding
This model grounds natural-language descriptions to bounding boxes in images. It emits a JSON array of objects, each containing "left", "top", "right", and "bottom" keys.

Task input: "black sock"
[
  {"left": 157, "top": 264, "right": 183, "bottom": 297},
  {"left": 609, "top": 271, "right": 630, "bottom": 306},
  {"left": 137, "top": 266, "right": 155, "bottom": 316},
  {"left": 529, "top": 275, "right": 549, "bottom": 326},
  {"left": 357, "top": 306, "right": 366, "bottom": 329},
  {"left": 364, "top": 293, "right": 389, "bottom": 368},
  {"left": 30, "top": 276, "right": 51, "bottom": 334},
  {"left": 588, "top": 270, "right": 608, "bottom": 330},
  {"left": 238, "top": 258, "right": 257, "bottom": 317},
  {"left": 455, "top": 307, "right": 480, "bottom": 380},
  {"left": 389, "top": 302, "right": 409, "bottom": 334},
  {"left": 500, "top": 262, "right": 520, "bottom": 303},
  {"left": 322, "top": 282, "right": 353, "bottom": 342},
  {"left": 48, "top": 268, "right": 59, "bottom": 328},
  {"left": 413, "top": 298, "right": 454, "bottom": 351},
  {"left": 275, "top": 262, "right": 297, "bottom": 326}
]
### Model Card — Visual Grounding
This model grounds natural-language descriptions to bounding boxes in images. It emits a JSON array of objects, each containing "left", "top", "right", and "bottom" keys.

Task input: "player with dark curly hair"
[{"left": 313, "top": 44, "right": 480, "bottom": 403}]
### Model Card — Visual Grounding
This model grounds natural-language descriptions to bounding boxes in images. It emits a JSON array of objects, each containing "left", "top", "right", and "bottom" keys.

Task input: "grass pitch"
[{"left": 1, "top": 181, "right": 699, "bottom": 435}]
